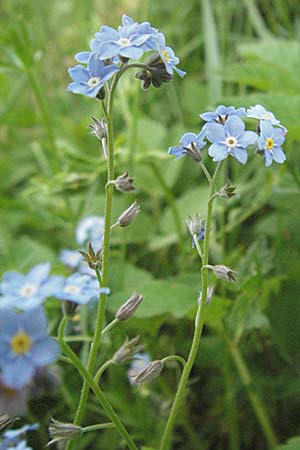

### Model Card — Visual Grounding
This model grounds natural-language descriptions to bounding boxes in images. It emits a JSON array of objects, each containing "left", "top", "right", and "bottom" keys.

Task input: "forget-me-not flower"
[
  {"left": 0, "top": 423, "right": 38, "bottom": 450},
  {"left": 0, "top": 308, "right": 59, "bottom": 389},
  {"left": 168, "top": 132, "right": 206, "bottom": 159},
  {"left": 87, "top": 15, "right": 157, "bottom": 61},
  {"left": 246, "top": 104, "right": 283, "bottom": 127},
  {"left": 76, "top": 215, "right": 105, "bottom": 250},
  {"left": 200, "top": 105, "right": 246, "bottom": 124},
  {"left": 49, "top": 273, "right": 109, "bottom": 304},
  {"left": 67, "top": 54, "right": 119, "bottom": 98},
  {"left": 0, "top": 263, "right": 60, "bottom": 311},
  {"left": 257, "top": 120, "right": 286, "bottom": 167},
  {"left": 152, "top": 33, "right": 186, "bottom": 77},
  {"left": 206, "top": 115, "right": 258, "bottom": 164},
  {"left": 59, "top": 249, "right": 82, "bottom": 269}
]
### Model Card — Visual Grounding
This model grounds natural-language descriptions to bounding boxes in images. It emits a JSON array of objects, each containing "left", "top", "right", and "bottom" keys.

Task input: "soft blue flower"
[
  {"left": 200, "top": 105, "right": 246, "bottom": 124},
  {"left": 168, "top": 132, "right": 206, "bottom": 159},
  {"left": 67, "top": 54, "right": 119, "bottom": 98},
  {"left": 0, "top": 308, "right": 59, "bottom": 389},
  {"left": 206, "top": 116, "right": 258, "bottom": 164},
  {"left": 246, "top": 104, "right": 283, "bottom": 128},
  {"left": 76, "top": 216, "right": 105, "bottom": 250},
  {"left": 257, "top": 120, "right": 286, "bottom": 167},
  {"left": 152, "top": 33, "right": 186, "bottom": 77},
  {"left": 88, "top": 14, "right": 157, "bottom": 61},
  {"left": 59, "top": 250, "right": 82, "bottom": 269},
  {"left": 0, "top": 263, "right": 59, "bottom": 311},
  {"left": 49, "top": 273, "right": 109, "bottom": 305},
  {"left": 192, "top": 226, "right": 205, "bottom": 248},
  {"left": 0, "top": 423, "right": 38, "bottom": 450}
]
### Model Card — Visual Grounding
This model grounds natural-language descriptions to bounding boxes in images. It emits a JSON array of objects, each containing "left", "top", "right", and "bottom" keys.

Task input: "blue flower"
[
  {"left": 246, "top": 104, "right": 283, "bottom": 128},
  {"left": 49, "top": 273, "right": 109, "bottom": 305},
  {"left": 152, "top": 33, "right": 186, "bottom": 77},
  {"left": 89, "top": 15, "right": 157, "bottom": 61},
  {"left": 257, "top": 120, "right": 286, "bottom": 167},
  {"left": 168, "top": 132, "right": 206, "bottom": 159},
  {"left": 0, "top": 263, "right": 60, "bottom": 311},
  {"left": 0, "top": 308, "right": 59, "bottom": 389},
  {"left": 76, "top": 216, "right": 105, "bottom": 250},
  {"left": 0, "top": 423, "right": 38, "bottom": 450},
  {"left": 206, "top": 116, "right": 258, "bottom": 164},
  {"left": 200, "top": 105, "right": 246, "bottom": 124},
  {"left": 59, "top": 250, "right": 82, "bottom": 269},
  {"left": 67, "top": 54, "right": 119, "bottom": 98}
]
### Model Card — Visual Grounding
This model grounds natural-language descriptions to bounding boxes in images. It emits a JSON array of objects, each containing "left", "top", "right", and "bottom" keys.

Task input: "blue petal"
[
  {"left": 238, "top": 131, "right": 258, "bottom": 148},
  {"left": 88, "top": 54, "right": 105, "bottom": 76},
  {"left": 0, "top": 341, "right": 11, "bottom": 365},
  {"left": 40, "top": 275, "right": 65, "bottom": 298},
  {"left": 272, "top": 146, "right": 286, "bottom": 164},
  {"left": 208, "top": 143, "right": 228, "bottom": 161},
  {"left": 2, "top": 357, "right": 35, "bottom": 389},
  {"left": 264, "top": 150, "right": 273, "bottom": 167},
  {"left": 68, "top": 65, "right": 90, "bottom": 82},
  {"left": 97, "top": 42, "right": 120, "bottom": 59},
  {"left": 0, "top": 309, "right": 19, "bottom": 336},
  {"left": 17, "top": 296, "right": 44, "bottom": 310},
  {"left": 225, "top": 116, "right": 245, "bottom": 137},
  {"left": 95, "top": 26, "right": 119, "bottom": 41},
  {"left": 199, "top": 112, "right": 217, "bottom": 122},
  {"left": 119, "top": 46, "right": 144, "bottom": 60},
  {"left": 168, "top": 145, "right": 185, "bottom": 159},
  {"left": 273, "top": 128, "right": 285, "bottom": 146},
  {"left": 174, "top": 66, "right": 186, "bottom": 78},
  {"left": 27, "top": 263, "right": 50, "bottom": 285},
  {"left": 22, "top": 307, "right": 47, "bottom": 339},
  {"left": 206, "top": 123, "right": 226, "bottom": 143},
  {"left": 180, "top": 133, "right": 197, "bottom": 146},
  {"left": 31, "top": 338, "right": 60, "bottom": 366},
  {"left": 75, "top": 52, "right": 92, "bottom": 63},
  {"left": 260, "top": 119, "right": 274, "bottom": 137},
  {"left": 231, "top": 147, "right": 248, "bottom": 165},
  {"left": 122, "top": 15, "right": 135, "bottom": 27}
]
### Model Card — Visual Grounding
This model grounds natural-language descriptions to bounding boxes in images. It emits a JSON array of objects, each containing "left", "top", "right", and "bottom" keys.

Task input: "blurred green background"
[{"left": 1, "top": 0, "right": 300, "bottom": 449}]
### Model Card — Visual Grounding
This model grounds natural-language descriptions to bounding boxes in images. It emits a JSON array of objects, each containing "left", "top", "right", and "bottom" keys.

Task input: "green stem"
[
  {"left": 101, "top": 318, "right": 119, "bottom": 336},
  {"left": 161, "top": 355, "right": 186, "bottom": 368},
  {"left": 58, "top": 317, "right": 139, "bottom": 450},
  {"left": 225, "top": 335, "right": 278, "bottom": 449},
  {"left": 94, "top": 360, "right": 114, "bottom": 383},
  {"left": 160, "top": 162, "right": 222, "bottom": 450},
  {"left": 83, "top": 423, "right": 114, "bottom": 433},
  {"left": 65, "top": 69, "right": 124, "bottom": 449}
]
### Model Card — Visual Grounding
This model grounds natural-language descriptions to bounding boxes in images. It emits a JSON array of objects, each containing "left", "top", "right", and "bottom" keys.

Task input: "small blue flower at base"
[
  {"left": 49, "top": 273, "right": 109, "bottom": 305},
  {"left": 59, "top": 249, "right": 82, "bottom": 269},
  {"left": 200, "top": 105, "right": 246, "bottom": 124},
  {"left": 90, "top": 15, "right": 157, "bottom": 61},
  {"left": 0, "top": 423, "right": 38, "bottom": 450},
  {"left": 168, "top": 132, "right": 206, "bottom": 159},
  {"left": 0, "top": 308, "right": 59, "bottom": 389},
  {"left": 192, "top": 226, "right": 205, "bottom": 248},
  {"left": 246, "top": 104, "right": 284, "bottom": 128},
  {"left": 0, "top": 263, "right": 61, "bottom": 311},
  {"left": 257, "top": 120, "right": 286, "bottom": 167},
  {"left": 67, "top": 54, "right": 119, "bottom": 98},
  {"left": 152, "top": 33, "right": 186, "bottom": 77},
  {"left": 76, "top": 215, "right": 105, "bottom": 250},
  {"left": 206, "top": 115, "right": 258, "bottom": 164}
]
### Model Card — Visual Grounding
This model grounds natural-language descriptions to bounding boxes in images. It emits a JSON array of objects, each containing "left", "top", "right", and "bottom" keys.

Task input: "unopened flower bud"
[
  {"left": 79, "top": 242, "right": 102, "bottom": 270},
  {"left": 88, "top": 117, "right": 107, "bottom": 140},
  {"left": 114, "top": 172, "right": 136, "bottom": 193},
  {"left": 218, "top": 179, "right": 238, "bottom": 199},
  {"left": 210, "top": 264, "right": 237, "bottom": 283},
  {"left": 96, "top": 87, "right": 106, "bottom": 100},
  {"left": 198, "top": 285, "right": 215, "bottom": 305},
  {"left": 116, "top": 293, "right": 144, "bottom": 321},
  {"left": 135, "top": 53, "right": 172, "bottom": 90},
  {"left": 47, "top": 419, "right": 82, "bottom": 446},
  {"left": 186, "top": 213, "right": 203, "bottom": 237},
  {"left": 0, "top": 413, "right": 14, "bottom": 430},
  {"left": 117, "top": 201, "right": 140, "bottom": 227},
  {"left": 183, "top": 142, "right": 202, "bottom": 162},
  {"left": 112, "top": 336, "right": 144, "bottom": 365},
  {"left": 132, "top": 360, "right": 164, "bottom": 387}
]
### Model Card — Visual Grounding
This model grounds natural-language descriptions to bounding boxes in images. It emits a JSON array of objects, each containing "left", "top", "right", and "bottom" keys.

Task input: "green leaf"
[{"left": 275, "top": 436, "right": 300, "bottom": 450}]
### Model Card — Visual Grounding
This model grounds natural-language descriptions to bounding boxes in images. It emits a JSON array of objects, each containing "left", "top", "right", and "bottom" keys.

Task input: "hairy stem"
[{"left": 160, "top": 162, "right": 222, "bottom": 450}]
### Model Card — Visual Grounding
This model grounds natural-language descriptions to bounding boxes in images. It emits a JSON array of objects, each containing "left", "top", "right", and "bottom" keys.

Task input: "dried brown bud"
[
  {"left": 79, "top": 242, "right": 102, "bottom": 270},
  {"left": 117, "top": 201, "right": 140, "bottom": 228},
  {"left": 47, "top": 419, "right": 82, "bottom": 447},
  {"left": 116, "top": 293, "right": 144, "bottom": 321},
  {"left": 218, "top": 179, "right": 239, "bottom": 199},
  {"left": 114, "top": 172, "right": 136, "bottom": 193},
  {"left": 132, "top": 360, "right": 164, "bottom": 387},
  {"left": 211, "top": 264, "right": 237, "bottom": 282},
  {"left": 112, "top": 336, "right": 144, "bottom": 365}
]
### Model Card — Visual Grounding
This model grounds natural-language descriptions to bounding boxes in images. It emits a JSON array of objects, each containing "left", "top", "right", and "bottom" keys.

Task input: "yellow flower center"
[
  {"left": 11, "top": 331, "right": 32, "bottom": 355},
  {"left": 162, "top": 50, "right": 170, "bottom": 62},
  {"left": 266, "top": 137, "right": 274, "bottom": 150},
  {"left": 87, "top": 77, "right": 100, "bottom": 87},
  {"left": 262, "top": 113, "right": 270, "bottom": 120},
  {"left": 225, "top": 136, "right": 237, "bottom": 148}
]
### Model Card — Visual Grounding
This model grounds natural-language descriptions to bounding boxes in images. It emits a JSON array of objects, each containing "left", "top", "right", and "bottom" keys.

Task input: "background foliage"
[{"left": 0, "top": 0, "right": 300, "bottom": 449}]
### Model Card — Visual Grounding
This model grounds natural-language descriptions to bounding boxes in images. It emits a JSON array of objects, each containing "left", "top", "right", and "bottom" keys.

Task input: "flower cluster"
[
  {"left": 169, "top": 104, "right": 287, "bottom": 167},
  {"left": 0, "top": 423, "right": 38, "bottom": 450},
  {"left": 67, "top": 14, "right": 185, "bottom": 98},
  {"left": 0, "top": 215, "right": 111, "bottom": 391}
]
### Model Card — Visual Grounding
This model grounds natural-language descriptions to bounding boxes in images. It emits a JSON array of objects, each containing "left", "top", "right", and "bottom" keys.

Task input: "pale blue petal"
[
  {"left": 208, "top": 143, "right": 228, "bottom": 161},
  {"left": 97, "top": 42, "right": 120, "bottom": 59},
  {"left": 180, "top": 133, "right": 197, "bottom": 146},
  {"left": 200, "top": 112, "right": 217, "bottom": 122},
  {"left": 231, "top": 147, "right": 248, "bottom": 165},
  {"left": 31, "top": 338, "right": 60, "bottom": 366},
  {"left": 225, "top": 116, "right": 245, "bottom": 137},
  {"left": 174, "top": 66, "right": 186, "bottom": 78},
  {"left": 168, "top": 145, "right": 185, "bottom": 159},
  {"left": 264, "top": 150, "right": 273, "bottom": 167},
  {"left": 272, "top": 147, "right": 286, "bottom": 163},
  {"left": 260, "top": 119, "right": 274, "bottom": 137},
  {"left": 2, "top": 358, "right": 35, "bottom": 389},
  {"left": 68, "top": 65, "right": 90, "bottom": 82},
  {"left": 273, "top": 128, "right": 285, "bottom": 146},
  {"left": 238, "top": 131, "right": 258, "bottom": 147},
  {"left": 0, "top": 309, "right": 19, "bottom": 335},
  {"left": 40, "top": 275, "right": 65, "bottom": 298},
  {"left": 22, "top": 308, "right": 47, "bottom": 339},
  {"left": 75, "top": 52, "right": 92, "bottom": 63},
  {"left": 120, "top": 46, "right": 144, "bottom": 59},
  {"left": 206, "top": 123, "right": 226, "bottom": 143}
]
